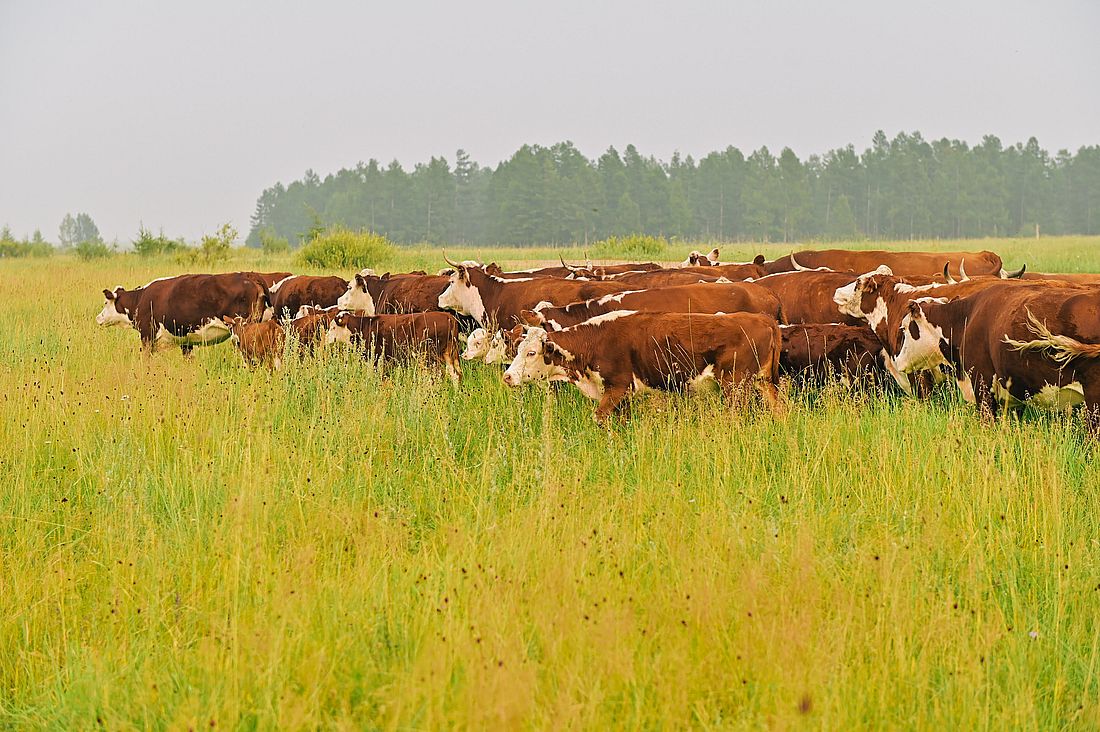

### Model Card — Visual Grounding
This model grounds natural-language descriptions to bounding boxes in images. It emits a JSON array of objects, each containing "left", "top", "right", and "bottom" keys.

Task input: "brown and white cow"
[
  {"left": 763, "top": 249, "right": 1007, "bottom": 278},
  {"left": 96, "top": 273, "right": 268, "bottom": 354},
  {"left": 1019, "top": 271, "right": 1100, "bottom": 286},
  {"left": 436, "top": 261, "right": 631, "bottom": 328},
  {"left": 579, "top": 268, "right": 728, "bottom": 288},
  {"left": 325, "top": 311, "right": 463, "bottom": 384},
  {"left": 240, "top": 271, "right": 293, "bottom": 290},
  {"left": 779, "top": 323, "right": 891, "bottom": 386},
  {"left": 752, "top": 267, "right": 895, "bottom": 326},
  {"left": 222, "top": 316, "right": 286, "bottom": 368},
  {"left": 682, "top": 249, "right": 767, "bottom": 268},
  {"left": 502, "top": 311, "right": 785, "bottom": 423},
  {"left": 894, "top": 285, "right": 1100, "bottom": 418},
  {"left": 338, "top": 270, "right": 460, "bottom": 315},
  {"left": 268, "top": 275, "right": 349, "bottom": 320},
  {"left": 290, "top": 305, "right": 344, "bottom": 352},
  {"left": 523, "top": 282, "right": 783, "bottom": 330}
]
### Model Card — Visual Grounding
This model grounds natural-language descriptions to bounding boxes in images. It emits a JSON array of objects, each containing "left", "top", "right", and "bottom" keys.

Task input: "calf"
[
  {"left": 502, "top": 311, "right": 785, "bottom": 423},
  {"left": 779, "top": 323, "right": 890, "bottom": 386},
  {"left": 290, "top": 305, "right": 343, "bottom": 352},
  {"left": 462, "top": 325, "right": 525, "bottom": 364},
  {"left": 896, "top": 285, "right": 1100, "bottom": 419},
  {"left": 524, "top": 282, "right": 783, "bottom": 330},
  {"left": 326, "top": 311, "right": 463, "bottom": 384},
  {"left": 222, "top": 317, "right": 285, "bottom": 368}
]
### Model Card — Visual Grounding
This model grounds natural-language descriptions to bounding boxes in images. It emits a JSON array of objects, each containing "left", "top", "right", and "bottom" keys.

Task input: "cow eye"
[{"left": 527, "top": 350, "right": 537, "bottom": 357}]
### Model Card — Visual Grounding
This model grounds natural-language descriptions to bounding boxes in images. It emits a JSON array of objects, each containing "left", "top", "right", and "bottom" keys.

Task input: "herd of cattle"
[{"left": 95, "top": 246, "right": 1100, "bottom": 424}]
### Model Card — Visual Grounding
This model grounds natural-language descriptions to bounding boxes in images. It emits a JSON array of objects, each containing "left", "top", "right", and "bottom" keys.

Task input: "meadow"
[{"left": 2, "top": 236, "right": 1100, "bottom": 729}]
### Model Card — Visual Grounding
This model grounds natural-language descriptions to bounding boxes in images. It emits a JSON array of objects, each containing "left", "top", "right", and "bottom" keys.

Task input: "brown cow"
[
  {"left": 763, "top": 249, "right": 1007, "bottom": 277},
  {"left": 325, "top": 311, "right": 463, "bottom": 384},
  {"left": 779, "top": 323, "right": 890, "bottom": 386},
  {"left": 582, "top": 268, "right": 728, "bottom": 288},
  {"left": 895, "top": 285, "right": 1100, "bottom": 419},
  {"left": 268, "top": 275, "right": 349, "bottom": 320},
  {"left": 751, "top": 268, "right": 894, "bottom": 326},
  {"left": 222, "top": 317, "right": 285, "bottom": 368},
  {"left": 289, "top": 305, "right": 344, "bottom": 352},
  {"left": 523, "top": 282, "right": 783, "bottom": 330},
  {"left": 1020, "top": 271, "right": 1100, "bottom": 285},
  {"left": 96, "top": 273, "right": 267, "bottom": 354},
  {"left": 502, "top": 311, "right": 785, "bottom": 423},
  {"left": 682, "top": 249, "right": 767, "bottom": 268},
  {"left": 436, "top": 261, "right": 632, "bottom": 328},
  {"left": 240, "top": 271, "right": 293, "bottom": 289}
]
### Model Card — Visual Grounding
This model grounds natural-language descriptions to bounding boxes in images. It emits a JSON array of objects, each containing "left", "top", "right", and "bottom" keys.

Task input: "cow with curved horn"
[
  {"left": 1002, "top": 264, "right": 1027, "bottom": 279},
  {"left": 942, "top": 263, "right": 957, "bottom": 285}
]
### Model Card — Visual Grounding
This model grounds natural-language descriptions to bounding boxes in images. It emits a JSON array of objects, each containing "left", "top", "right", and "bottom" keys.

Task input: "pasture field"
[{"left": 3, "top": 236, "right": 1100, "bottom": 729}]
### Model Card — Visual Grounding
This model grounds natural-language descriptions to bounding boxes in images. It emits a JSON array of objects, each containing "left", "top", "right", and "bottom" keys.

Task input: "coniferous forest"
[{"left": 247, "top": 131, "right": 1100, "bottom": 247}]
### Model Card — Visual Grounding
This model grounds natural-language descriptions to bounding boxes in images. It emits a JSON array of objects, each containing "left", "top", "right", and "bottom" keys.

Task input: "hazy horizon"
[{"left": 2, "top": 0, "right": 1098, "bottom": 243}]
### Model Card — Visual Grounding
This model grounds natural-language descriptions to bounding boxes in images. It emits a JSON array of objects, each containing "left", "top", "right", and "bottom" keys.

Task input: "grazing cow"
[
  {"left": 523, "top": 282, "right": 783, "bottom": 330},
  {"left": 895, "top": 285, "right": 1100, "bottom": 418},
  {"left": 437, "top": 260, "right": 631, "bottom": 328},
  {"left": 762, "top": 249, "right": 1008, "bottom": 278},
  {"left": 462, "top": 325, "right": 524, "bottom": 364},
  {"left": 752, "top": 268, "right": 894, "bottom": 326},
  {"left": 325, "top": 311, "right": 463, "bottom": 384},
  {"left": 779, "top": 323, "right": 890, "bottom": 386},
  {"left": 222, "top": 316, "right": 285, "bottom": 368},
  {"left": 502, "top": 311, "right": 785, "bottom": 423},
  {"left": 96, "top": 273, "right": 268, "bottom": 354},
  {"left": 268, "top": 275, "right": 349, "bottom": 320}
]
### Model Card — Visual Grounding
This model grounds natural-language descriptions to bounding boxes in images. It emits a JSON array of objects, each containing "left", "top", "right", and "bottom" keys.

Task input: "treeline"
[{"left": 247, "top": 131, "right": 1100, "bottom": 246}]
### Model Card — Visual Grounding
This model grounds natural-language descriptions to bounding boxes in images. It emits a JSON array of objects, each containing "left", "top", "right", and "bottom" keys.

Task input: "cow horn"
[
  {"left": 442, "top": 250, "right": 462, "bottom": 269},
  {"left": 943, "top": 263, "right": 957, "bottom": 284},
  {"left": 559, "top": 254, "right": 580, "bottom": 272},
  {"left": 1004, "top": 264, "right": 1026, "bottom": 279},
  {"left": 584, "top": 250, "right": 592, "bottom": 268},
  {"left": 789, "top": 252, "right": 810, "bottom": 271},
  {"left": 959, "top": 260, "right": 969, "bottom": 281}
]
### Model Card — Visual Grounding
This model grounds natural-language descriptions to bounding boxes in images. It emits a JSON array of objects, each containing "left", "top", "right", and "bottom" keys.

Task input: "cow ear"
[
  {"left": 381, "top": 272, "right": 391, "bottom": 280},
  {"left": 103, "top": 288, "right": 115, "bottom": 300},
  {"left": 753, "top": 254, "right": 765, "bottom": 265},
  {"left": 544, "top": 340, "right": 561, "bottom": 357},
  {"left": 355, "top": 273, "right": 366, "bottom": 288},
  {"left": 508, "top": 324, "right": 524, "bottom": 337},
  {"left": 709, "top": 248, "right": 720, "bottom": 261},
  {"left": 908, "top": 301, "right": 923, "bottom": 317},
  {"left": 519, "top": 310, "right": 542, "bottom": 326}
]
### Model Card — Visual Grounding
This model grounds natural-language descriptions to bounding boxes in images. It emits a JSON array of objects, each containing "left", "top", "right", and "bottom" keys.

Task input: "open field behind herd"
[{"left": 2, "top": 236, "right": 1100, "bottom": 728}]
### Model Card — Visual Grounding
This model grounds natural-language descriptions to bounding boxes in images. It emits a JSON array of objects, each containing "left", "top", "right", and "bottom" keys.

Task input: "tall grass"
[{"left": 1, "top": 237, "right": 1099, "bottom": 727}]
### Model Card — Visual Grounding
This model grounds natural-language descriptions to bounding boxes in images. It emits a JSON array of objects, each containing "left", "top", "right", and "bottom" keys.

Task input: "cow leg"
[
  {"left": 755, "top": 378, "right": 787, "bottom": 416},
  {"left": 594, "top": 385, "right": 630, "bottom": 424}
]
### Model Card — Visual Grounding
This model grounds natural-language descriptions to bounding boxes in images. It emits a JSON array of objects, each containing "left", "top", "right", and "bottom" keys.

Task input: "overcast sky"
[{"left": 1, "top": 0, "right": 1097, "bottom": 243}]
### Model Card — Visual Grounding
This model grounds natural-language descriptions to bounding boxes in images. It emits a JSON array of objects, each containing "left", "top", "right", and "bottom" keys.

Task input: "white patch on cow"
[
  {"left": 578, "top": 310, "right": 637, "bottom": 327},
  {"left": 893, "top": 312, "right": 947, "bottom": 374},
  {"left": 865, "top": 297, "right": 889, "bottom": 332},
  {"left": 462, "top": 328, "right": 490, "bottom": 360},
  {"left": 269, "top": 275, "right": 297, "bottom": 293},
  {"left": 153, "top": 318, "right": 232, "bottom": 349},
  {"left": 262, "top": 305, "right": 275, "bottom": 321},
  {"left": 483, "top": 332, "right": 510, "bottom": 364},
  {"left": 532, "top": 300, "right": 555, "bottom": 313},
  {"left": 687, "top": 364, "right": 717, "bottom": 391},
  {"left": 543, "top": 318, "right": 564, "bottom": 332},
  {"left": 437, "top": 273, "right": 486, "bottom": 323},
  {"left": 502, "top": 327, "right": 571, "bottom": 386},
  {"left": 336, "top": 279, "right": 377, "bottom": 315},
  {"left": 1032, "top": 381, "right": 1085, "bottom": 411},
  {"left": 139, "top": 275, "right": 174, "bottom": 289},
  {"left": 357, "top": 268, "right": 376, "bottom": 278},
  {"left": 832, "top": 281, "right": 860, "bottom": 317},
  {"left": 574, "top": 368, "right": 605, "bottom": 400},
  {"left": 595, "top": 290, "right": 642, "bottom": 306},
  {"left": 714, "top": 277, "right": 733, "bottom": 283},
  {"left": 956, "top": 372, "right": 977, "bottom": 404},
  {"left": 881, "top": 349, "right": 913, "bottom": 396},
  {"left": 96, "top": 299, "right": 131, "bottom": 327},
  {"left": 325, "top": 320, "right": 354, "bottom": 345}
]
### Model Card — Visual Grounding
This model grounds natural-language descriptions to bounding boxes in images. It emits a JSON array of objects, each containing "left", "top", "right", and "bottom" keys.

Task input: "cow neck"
[{"left": 464, "top": 266, "right": 512, "bottom": 322}]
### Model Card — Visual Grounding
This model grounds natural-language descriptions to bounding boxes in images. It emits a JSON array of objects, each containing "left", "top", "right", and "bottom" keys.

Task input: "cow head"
[
  {"left": 336, "top": 273, "right": 378, "bottom": 315},
  {"left": 502, "top": 327, "right": 571, "bottom": 386},
  {"left": 96, "top": 287, "right": 133, "bottom": 327},
  {"left": 462, "top": 328, "right": 492, "bottom": 361},
  {"left": 219, "top": 314, "right": 249, "bottom": 342},
  {"left": 325, "top": 310, "right": 357, "bottom": 345},
  {"left": 683, "top": 248, "right": 720, "bottom": 267},
  {"left": 832, "top": 266, "right": 894, "bottom": 322},
  {"left": 894, "top": 299, "right": 950, "bottom": 373},
  {"left": 519, "top": 309, "right": 545, "bottom": 326},
  {"left": 437, "top": 262, "right": 487, "bottom": 322}
]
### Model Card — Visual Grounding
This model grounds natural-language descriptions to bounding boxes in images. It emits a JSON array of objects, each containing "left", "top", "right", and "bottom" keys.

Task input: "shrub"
[
  {"left": 589, "top": 234, "right": 669, "bottom": 260},
  {"left": 74, "top": 239, "right": 114, "bottom": 260},
  {"left": 259, "top": 228, "right": 291, "bottom": 255},
  {"left": 176, "top": 223, "right": 236, "bottom": 265},
  {"left": 296, "top": 227, "right": 395, "bottom": 269},
  {"left": 132, "top": 225, "right": 184, "bottom": 256},
  {"left": 0, "top": 227, "right": 53, "bottom": 258}
]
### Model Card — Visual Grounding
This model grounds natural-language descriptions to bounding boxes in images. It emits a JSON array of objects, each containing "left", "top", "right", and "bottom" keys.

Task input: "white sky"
[{"left": 1, "top": 0, "right": 1097, "bottom": 243}]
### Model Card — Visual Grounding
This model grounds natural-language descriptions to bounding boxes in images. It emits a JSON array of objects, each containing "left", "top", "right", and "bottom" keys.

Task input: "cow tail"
[{"left": 1004, "top": 308, "right": 1100, "bottom": 364}]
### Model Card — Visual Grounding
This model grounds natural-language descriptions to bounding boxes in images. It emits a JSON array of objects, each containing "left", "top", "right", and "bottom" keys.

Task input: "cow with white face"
[
  {"left": 336, "top": 272, "right": 379, "bottom": 315},
  {"left": 503, "top": 311, "right": 786, "bottom": 423},
  {"left": 461, "top": 325, "right": 524, "bottom": 364},
  {"left": 97, "top": 287, "right": 134, "bottom": 327}
]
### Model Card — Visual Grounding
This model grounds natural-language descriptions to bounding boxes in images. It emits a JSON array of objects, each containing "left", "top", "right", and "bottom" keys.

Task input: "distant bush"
[
  {"left": 259, "top": 228, "right": 291, "bottom": 255},
  {"left": 0, "top": 226, "right": 53, "bottom": 258},
  {"left": 133, "top": 225, "right": 184, "bottom": 257},
  {"left": 176, "top": 223, "right": 236, "bottom": 265},
  {"left": 74, "top": 239, "right": 114, "bottom": 260},
  {"left": 589, "top": 234, "right": 669, "bottom": 260},
  {"left": 296, "top": 227, "right": 395, "bottom": 269}
]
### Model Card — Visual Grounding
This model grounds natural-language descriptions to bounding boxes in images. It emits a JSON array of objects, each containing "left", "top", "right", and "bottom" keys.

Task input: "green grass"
[{"left": 2, "top": 236, "right": 1100, "bottom": 728}]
